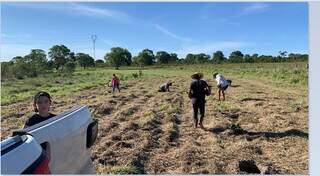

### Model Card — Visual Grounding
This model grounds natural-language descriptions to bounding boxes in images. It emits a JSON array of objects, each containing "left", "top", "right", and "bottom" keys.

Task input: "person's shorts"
[{"left": 217, "top": 84, "right": 229, "bottom": 91}]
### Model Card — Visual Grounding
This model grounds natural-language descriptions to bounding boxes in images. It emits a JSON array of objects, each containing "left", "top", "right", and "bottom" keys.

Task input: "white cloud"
[
  {"left": 69, "top": 3, "right": 137, "bottom": 23},
  {"left": 176, "top": 41, "right": 252, "bottom": 58},
  {"left": 241, "top": 3, "right": 269, "bottom": 15},
  {"left": 154, "top": 24, "right": 192, "bottom": 42},
  {"left": 7, "top": 3, "right": 136, "bottom": 23}
]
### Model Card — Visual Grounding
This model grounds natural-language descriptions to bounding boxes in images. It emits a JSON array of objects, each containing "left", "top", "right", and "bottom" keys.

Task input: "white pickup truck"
[{"left": 1, "top": 106, "right": 98, "bottom": 174}]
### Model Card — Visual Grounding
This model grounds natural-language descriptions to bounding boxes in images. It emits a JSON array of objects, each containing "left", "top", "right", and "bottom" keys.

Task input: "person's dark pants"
[
  {"left": 192, "top": 100, "right": 205, "bottom": 127},
  {"left": 113, "top": 84, "right": 120, "bottom": 92}
]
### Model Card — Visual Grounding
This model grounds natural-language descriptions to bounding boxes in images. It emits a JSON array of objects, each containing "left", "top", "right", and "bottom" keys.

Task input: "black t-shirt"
[
  {"left": 190, "top": 79, "right": 209, "bottom": 101},
  {"left": 24, "top": 113, "right": 56, "bottom": 128}
]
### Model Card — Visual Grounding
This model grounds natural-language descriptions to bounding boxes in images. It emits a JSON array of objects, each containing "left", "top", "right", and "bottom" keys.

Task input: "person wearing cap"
[
  {"left": 24, "top": 91, "right": 56, "bottom": 128},
  {"left": 188, "top": 72, "right": 210, "bottom": 128},
  {"left": 213, "top": 73, "right": 230, "bottom": 101},
  {"left": 112, "top": 74, "right": 121, "bottom": 93},
  {"left": 158, "top": 82, "right": 173, "bottom": 92}
]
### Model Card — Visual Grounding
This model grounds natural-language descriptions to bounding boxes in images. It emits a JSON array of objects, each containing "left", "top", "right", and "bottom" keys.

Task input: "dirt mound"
[{"left": 94, "top": 103, "right": 114, "bottom": 116}]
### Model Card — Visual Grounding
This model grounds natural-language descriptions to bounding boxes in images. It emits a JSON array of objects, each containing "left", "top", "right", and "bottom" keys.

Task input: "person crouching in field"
[
  {"left": 188, "top": 72, "right": 210, "bottom": 128},
  {"left": 213, "top": 73, "right": 231, "bottom": 101},
  {"left": 111, "top": 74, "right": 120, "bottom": 93},
  {"left": 158, "top": 82, "right": 172, "bottom": 92},
  {"left": 24, "top": 91, "right": 56, "bottom": 128}
]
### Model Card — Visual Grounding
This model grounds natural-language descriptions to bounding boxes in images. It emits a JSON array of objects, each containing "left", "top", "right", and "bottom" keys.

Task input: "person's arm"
[
  {"left": 167, "top": 84, "right": 170, "bottom": 92},
  {"left": 188, "top": 83, "right": 193, "bottom": 98}
]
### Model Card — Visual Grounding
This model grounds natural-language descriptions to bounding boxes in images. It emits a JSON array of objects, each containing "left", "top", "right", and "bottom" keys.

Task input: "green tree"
[
  {"left": 169, "top": 53, "right": 179, "bottom": 63},
  {"left": 68, "top": 52, "right": 76, "bottom": 62},
  {"left": 95, "top": 59, "right": 105, "bottom": 67},
  {"left": 1, "top": 61, "right": 15, "bottom": 79},
  {"left": 243, "top": 54, "right": 253, "bottom": 63},
  {"left": 104, "top": 47, "right": 132, "bottom": 69},
  {"left": 132, "top": 56, "right": 139, "bottom": 66},
  {"left": 252, "top": 54, "right": 259, "bottom": 63},
  {"left": 65, "top": 61, "right": 76, "bottom": 73},
  {"left": 11, "top": 56, "right": 30, "bottom": 79},
  {"left": 156, "top": 51, "right": 171, "bottom": 64},
  {"left": 76, "top": 53, "right": 95, "bottom": 69},
  {"left": 24, "top": 49, "right": 48, "bottom": 76},
  {"left": 48, "top": 45, "right": 71, "bottom": 70},
  {"left": 212, "top": 51, "right": 226, "bottom": 64},
  {"left": 195, "top": 53, "right": 210, "bottom": 63},
  {"left": 229, "top": 51, "right": 244, "bottom": 63},
  {"left": 137, "top": 49, "right": 155, "bottom": 66},
  {"left": 185, "top": 54, "right": 196, "bottom": 64},
  {"left": 46, "top": 60, "right": 55, "bottom": 70}
]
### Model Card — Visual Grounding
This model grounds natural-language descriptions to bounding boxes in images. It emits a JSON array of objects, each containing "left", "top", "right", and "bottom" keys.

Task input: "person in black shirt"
[
  {"left": 24, "top": 91, "right": 56, "bottom": 128},
  {"left": 188, "top": 72, "right": 210, "bottom": 128}
]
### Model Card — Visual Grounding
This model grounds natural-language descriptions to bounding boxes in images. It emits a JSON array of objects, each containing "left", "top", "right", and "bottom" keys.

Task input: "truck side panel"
[{"left": 27, "top": 106, "right": 94, "bottom": 174}]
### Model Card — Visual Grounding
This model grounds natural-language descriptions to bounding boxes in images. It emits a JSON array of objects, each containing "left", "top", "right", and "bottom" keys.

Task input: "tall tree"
[
  {"left": 104, "top": 47, "right": 132, "bottom": 69},
  {"left": 23, "top": 49, "right": 47, "bottom": 77},
  {"left": 229, "top": 51, "right": 244, "bottom": 63},
  {"left": 195, "top": 53, "right": 210, "bottom": 63},
  {"left": 136, "top": 49, "right": 155, "bottom": 66},
  {"left": 48, "top": 45, "right": 71, "bottom": 70},
  {"left": 212, "top": 51, "right": 226, "bottom": 64},
  {"left": 156, "top": 51, "right": 171, "bottom": 64},
  {"left": 185, "top": 54, "right": 196, "bottom": 64},
  {"left": 169, "top": 53, "right": 179, "bottom": 63}
]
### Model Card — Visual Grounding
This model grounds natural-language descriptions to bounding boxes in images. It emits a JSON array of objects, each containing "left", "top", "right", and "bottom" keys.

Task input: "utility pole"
[{"left": 91, "top": 35, "right": 97, "bottom": 60}]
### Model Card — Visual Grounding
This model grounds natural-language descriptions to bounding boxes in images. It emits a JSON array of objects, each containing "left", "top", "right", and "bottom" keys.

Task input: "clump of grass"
[
  {"left": 214, "top": 101, "right": 240, "bottom": 112},
  {"left": 167, "top": 105, "right": 182, "bottom": 115},
  {"left": 138, "top": 112, "right": 153, "bottom": 126},
  {"left": 160, "top": 104, "right": 170, "bottom": 111}
]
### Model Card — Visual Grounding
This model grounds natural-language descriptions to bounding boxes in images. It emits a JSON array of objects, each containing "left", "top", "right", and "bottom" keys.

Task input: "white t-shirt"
[{"left": 215, "top": 74, "right": 229, "bottom": 87}]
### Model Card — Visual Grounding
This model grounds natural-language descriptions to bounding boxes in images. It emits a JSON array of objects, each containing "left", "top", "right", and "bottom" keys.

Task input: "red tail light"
[
  {"left": 22, "top": 150, "right": 51, "bottom": 174},
  {"left": 33, "top": 151, "right": 50, "bottom": 174}
]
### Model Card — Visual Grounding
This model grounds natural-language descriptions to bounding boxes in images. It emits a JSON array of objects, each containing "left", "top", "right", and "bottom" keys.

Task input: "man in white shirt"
[{"left": 213, "top": 73, "right": 230, "bottom": 101}]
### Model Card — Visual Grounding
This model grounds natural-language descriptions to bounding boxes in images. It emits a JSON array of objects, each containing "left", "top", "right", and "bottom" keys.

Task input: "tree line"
[{"left": 1, "top": 44, "right": 308, "bottom": 79}]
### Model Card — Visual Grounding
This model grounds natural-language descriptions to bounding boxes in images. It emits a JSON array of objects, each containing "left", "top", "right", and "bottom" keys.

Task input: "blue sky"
[{"left": 1, "top": 2, "right": 308, "bottom": 61}]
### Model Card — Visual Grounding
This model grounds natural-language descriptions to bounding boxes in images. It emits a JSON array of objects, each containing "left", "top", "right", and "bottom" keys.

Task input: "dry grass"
[{"left": 1, "top": 72, "right": 308, "bottom": 174}]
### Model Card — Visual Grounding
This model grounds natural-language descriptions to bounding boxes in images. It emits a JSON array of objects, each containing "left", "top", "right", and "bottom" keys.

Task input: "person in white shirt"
[{"left": 213, "top": 73, "right": 231, "bottom": 101}]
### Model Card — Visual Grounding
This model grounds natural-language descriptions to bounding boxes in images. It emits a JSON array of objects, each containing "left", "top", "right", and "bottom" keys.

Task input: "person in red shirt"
[{"left": 111, "top": 74, "right": 120, "bottom": 93}]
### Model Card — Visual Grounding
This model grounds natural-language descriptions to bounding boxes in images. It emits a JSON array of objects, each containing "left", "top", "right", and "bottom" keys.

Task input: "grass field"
[{"left": 1, "top": 62, "right": 308, "bottom": 174}]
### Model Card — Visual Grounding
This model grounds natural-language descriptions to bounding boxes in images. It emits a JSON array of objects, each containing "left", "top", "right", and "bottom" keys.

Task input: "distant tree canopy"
[
  {"left": 155, "top": 51, "right": 179, "bottom": 64},
  {"left": 104, "top": 47, "right": 132, "bottom": 69},
  {"left": 95, "top": 59, "right": 105, "bottom": 67},
  {"left": 212, "top": 51, "right": 226, "bottom": 64},
  {"left": 76, "top": 53, "right": 95, "bottom": 69},
  {"left": 229, "top": 51, "right": 244, "bottom": 63},
  {"left": 185, "top": 53, "right": 210, "bottom": 64},
  {"left": 156, "top": 51, "right": 171, "bottom": 64},
  {"left": 136, "top": 49, "right": 155, "bottom": 67},
  {"left": 1, "top": 43, "right": 309, "bottom": 80}
]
